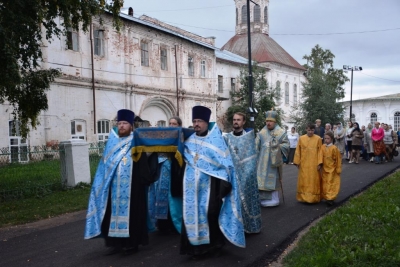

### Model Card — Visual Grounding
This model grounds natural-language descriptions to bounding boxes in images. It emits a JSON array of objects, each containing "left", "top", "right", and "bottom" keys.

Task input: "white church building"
[{"left": 342, "top": 93, "right": 400, "bottom": 130}]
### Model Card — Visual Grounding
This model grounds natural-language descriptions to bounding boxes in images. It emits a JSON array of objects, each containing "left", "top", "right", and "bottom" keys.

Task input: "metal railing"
[{"left": 0, "top": 142, "right": 105, "bottom": 202}]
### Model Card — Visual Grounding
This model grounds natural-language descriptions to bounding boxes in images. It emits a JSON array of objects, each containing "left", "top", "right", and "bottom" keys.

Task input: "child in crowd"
[{"left": 320, "top": 132, "right": 342, "bottom": 206}]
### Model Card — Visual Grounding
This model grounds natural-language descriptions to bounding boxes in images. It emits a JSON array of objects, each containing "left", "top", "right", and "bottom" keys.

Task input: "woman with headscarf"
[
  {"left": 363, "top": 123, "right": 374, "bottom": 162},
  {"left": 349, "top": 122, "right": 364, "bottom": 164},
  {"left": 334, "top": 122, "right": 345, "bottom": 159}
]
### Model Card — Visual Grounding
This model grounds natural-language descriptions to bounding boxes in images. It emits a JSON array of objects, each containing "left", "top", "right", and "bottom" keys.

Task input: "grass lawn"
[
  {"left": 282, "top": 171, "right": 400, "bottom": 267},
  {"left": 0, "top": 184, "right": 90, "bottom": 228}
]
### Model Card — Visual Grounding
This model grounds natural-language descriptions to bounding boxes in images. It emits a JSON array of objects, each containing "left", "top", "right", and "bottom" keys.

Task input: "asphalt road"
[{"left": 1, "top": 159, "right": 399, "bottom": 267}]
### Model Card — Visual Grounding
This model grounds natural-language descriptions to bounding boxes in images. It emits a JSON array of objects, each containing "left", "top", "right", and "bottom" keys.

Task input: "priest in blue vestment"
[
  {"left": 180, "top": 106, "right": 245, "bottom": 258},
  {"left": 84, "top": 109, "right": 151, "bottom": 255},
  {"left": 223, "top": 112, "right": 261, "bottom": 234}
]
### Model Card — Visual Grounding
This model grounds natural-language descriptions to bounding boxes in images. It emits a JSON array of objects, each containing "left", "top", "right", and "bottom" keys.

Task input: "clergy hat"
[
  {"left": 265, "top": 109, "right": 277, "bottom": 122},
  {"left": 117, "top": 109, "right": 135, "bottom": 125},
  {"left": 192, "top": 106, "right": 211, "bottom": 123}
]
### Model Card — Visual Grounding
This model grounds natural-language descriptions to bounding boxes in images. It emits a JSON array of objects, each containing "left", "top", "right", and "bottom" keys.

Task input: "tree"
[
  {"left": 224, "top": 64, "right": 282, "bottom": 131},
  {"left": 0, "top": 0, "right": 123, "bottom": 137},
  {"left": 290, "top": 45, "right": 349, "bottom": 134}
]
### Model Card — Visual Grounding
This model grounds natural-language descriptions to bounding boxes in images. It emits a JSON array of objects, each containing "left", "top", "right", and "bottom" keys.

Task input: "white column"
[{"left": 60, "top": 139, "right": 91, "bottom": 187}]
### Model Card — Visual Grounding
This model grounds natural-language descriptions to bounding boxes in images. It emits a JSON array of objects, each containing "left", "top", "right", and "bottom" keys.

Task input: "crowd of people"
[{"left": 83, "top": 108, "right": 399, "bottom": 259}]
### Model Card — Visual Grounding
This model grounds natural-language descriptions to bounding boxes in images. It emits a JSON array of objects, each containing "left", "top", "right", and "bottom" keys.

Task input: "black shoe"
[
  {"left": 123, "top": 246, "right": 138, "bottom": 255},
  {"left": 104, "top": 247, "right": 122, "bottom": 256},
  {"left": 326, "top": 200, "right": 335, "bottom": 206}
]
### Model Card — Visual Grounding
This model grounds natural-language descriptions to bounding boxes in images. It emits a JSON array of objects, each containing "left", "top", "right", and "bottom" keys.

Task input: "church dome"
[{"left": 221, "top": 32, "right": 305, "bottom": 70}]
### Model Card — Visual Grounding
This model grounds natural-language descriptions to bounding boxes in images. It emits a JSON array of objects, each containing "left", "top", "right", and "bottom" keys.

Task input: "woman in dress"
[
  {"left": 345, "top": 121, "right": 354, "bottom": 160},
  {"left": 334, "top": 122, "right": 345, "bottom": 159},
  {"left": 287, "top": 127, "right": 299, "bottom": 164},
  {"left": 349, "top": 122, "right": 363, "bottom": 164},
  {"left": 363, "top": 123, "right": 374, "bottom": 162}
]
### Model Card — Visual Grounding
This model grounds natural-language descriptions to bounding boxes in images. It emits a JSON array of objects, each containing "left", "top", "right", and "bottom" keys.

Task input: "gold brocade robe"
[
  {"left": 293, "top": 134, "right": 323, "bottom": 203},
  {"left": 321, "top": 144, "right": 342, "bottom": 201}
]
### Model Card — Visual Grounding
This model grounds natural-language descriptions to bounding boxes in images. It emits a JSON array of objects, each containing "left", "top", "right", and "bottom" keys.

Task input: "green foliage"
[
  {"left": 283, "top": 172, "right": 400, "bottom": 267},
  {"left": 290, "top": 45, "right": 349, "bottom": 134},
  {"left": 226, "top": 64, "right": 282, "bottom": 131},
  {"left": 0, "top": 0, "right": 123, "bottom": 137}
]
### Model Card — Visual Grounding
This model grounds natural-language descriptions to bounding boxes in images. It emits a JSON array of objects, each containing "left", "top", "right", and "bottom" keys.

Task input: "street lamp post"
[
  {"left": 343, "top": 65, "right": 362, "bottom": 121},
  {"left": 247, "top": 0, "right": 258, "bottom": 129}
]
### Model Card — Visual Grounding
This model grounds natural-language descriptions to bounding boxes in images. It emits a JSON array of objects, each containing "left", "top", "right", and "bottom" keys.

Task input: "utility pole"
[{"left": 247, "top": 0, "right": 258, "bottom": 129}]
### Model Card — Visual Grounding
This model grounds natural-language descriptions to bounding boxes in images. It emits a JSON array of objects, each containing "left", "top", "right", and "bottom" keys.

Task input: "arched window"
[
  {"left": 264, "top": 6, "right": 268, "bottom": 24},
  {"left": 351, "top": 113, "right": 356, "bottom": 123},
  {"left": 394, "top": 111, "right": 400, "bottom": 130},
  {"left": 370, "top": 112, "right": 377, "bottom": 124},
  {"left": 276, "top": 81, "right": 281, "bottom": 99},
  {"left": 293, "top": 84, "right": 297, "bottom": 104},
  {"left": 254, "top": 5, "right": 261, "bottom": 22},
  {"left": 241, "top": 5, "right": 247, "bottom": 24},
  {"left": 236, "top": 8, "right": 238, "bottom": 24},
  {"left": 285, "top": 82, "right": 289, "bottom": 104}
]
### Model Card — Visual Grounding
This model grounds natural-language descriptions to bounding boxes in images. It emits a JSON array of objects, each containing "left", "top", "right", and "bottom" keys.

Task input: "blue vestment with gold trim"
[
  {"left": 183, "top": 123, "right": 245, "bottom": 248},
  {"left": 84, "top": 129, "right": 134, "bottom": 239},
  {"left": 224, "top": 130, "right": 261, "bottom": 233}
]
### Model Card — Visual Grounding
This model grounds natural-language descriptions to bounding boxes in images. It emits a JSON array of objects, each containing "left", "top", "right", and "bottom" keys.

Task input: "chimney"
[{"left": 128, "top": 7, "right": 134, "bottom": 16}]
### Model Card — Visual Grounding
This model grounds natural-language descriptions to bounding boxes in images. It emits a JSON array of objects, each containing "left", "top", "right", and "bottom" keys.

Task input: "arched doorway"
[{"left": 139, "top": 97, "right": 176, "bottom": 127}]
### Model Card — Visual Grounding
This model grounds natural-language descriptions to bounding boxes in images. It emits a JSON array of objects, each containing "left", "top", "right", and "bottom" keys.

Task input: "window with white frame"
[
  {"left": 97, "top": 119, "right": 110, "bottom": 143},
  {"left": 188, "top": 56, "right": 194, "bottom": 76},
  {"left": 141, "top": 41, "right": 149, "bottom": 67},
  {"left": 218, "top": 75, "right": 223, "bottom": 93},
  {"left": 157, "top": 120, "right": 166, "bottom": 127},
  {"left": 264, "top": 6, "right": 268, "bottom": 24},
  {"left": 67, "top": 28, "right": 79, "bottom": 51},
  {"left": 231, "top": 78, "right": 236, "bottom": 91},
  {"left": 285, "top": 82, "right": 289, "bottom": 104},
  {"left": 293, "top": 84, "right": 298, "bottom": 104},
  {"left": 351, "top": 113, "right": 356, "bottom": 123},
  {"left": 94, "top": 29, "right": 105, "bottom": 56},
  {"left": 254, "top": 5, "right": 261, "bottom": 22},
  {"left": 241, "top": 5, "right": 247, "bottom": 23},
  {"left": 370, "top": 113, "right": 377, "bottom": 124},
  {"left": 8, "top": 120, "right": 28, "bottom": 163},
  {"left": 394, "top": 111, "right": 400, "bottom": 130},
  {"left": 71, "top": 119, "right": 86, "bottom": 140},
  {"left": 201, "top": 60, "right": 206, "bottom": 77},
  {"left": 161, "top": 47, "right": 167, "bottom": 70}
]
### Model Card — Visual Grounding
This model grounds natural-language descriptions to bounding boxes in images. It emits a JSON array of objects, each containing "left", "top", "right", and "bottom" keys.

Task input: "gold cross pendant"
[{"left": 122, "top": 157, "right": 127, "bottom": 165}]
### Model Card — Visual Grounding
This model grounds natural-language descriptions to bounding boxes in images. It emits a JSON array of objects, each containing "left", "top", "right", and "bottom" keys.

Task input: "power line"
[
  {"left": 359, "top": 72, "right": 400, "bottom": 83},
  {"left": 273, "top": 27, "right": 400, "bottom": 36},
  {"left": 155, "top": 19, "right": 400, "bottom": 36},
  {"left": 132, "top": 4, "right": 232, "bottom": 13}
]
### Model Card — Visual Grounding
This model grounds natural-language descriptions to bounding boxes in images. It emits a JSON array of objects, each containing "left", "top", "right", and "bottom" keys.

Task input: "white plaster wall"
[
  {"left": 343, "top": 99, "right": 400, "bottom": 128},
  {"left": 0, "top": 14, "right": 218, "bottom": 148}
]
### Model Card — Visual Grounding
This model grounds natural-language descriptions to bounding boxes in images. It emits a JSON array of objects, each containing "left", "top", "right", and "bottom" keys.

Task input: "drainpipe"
[
  {"left": 90, "top": 20, "right": 96, "bottom": 134},
  {"left": 175, "top": 45, "right": 180, "bottom": 116}
]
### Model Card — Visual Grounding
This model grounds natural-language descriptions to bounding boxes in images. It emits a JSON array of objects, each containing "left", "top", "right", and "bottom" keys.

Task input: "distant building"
[
  {"left": 342, "top": 93, "right": 400, "bottom": 129},
  {"left": 221, "top": 0, "right": 307, "bottom": 128}
]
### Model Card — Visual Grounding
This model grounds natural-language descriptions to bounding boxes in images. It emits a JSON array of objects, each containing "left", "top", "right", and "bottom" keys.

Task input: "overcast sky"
[{"left": 123, "top": 0, "right": 400, "bottom": 101}]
